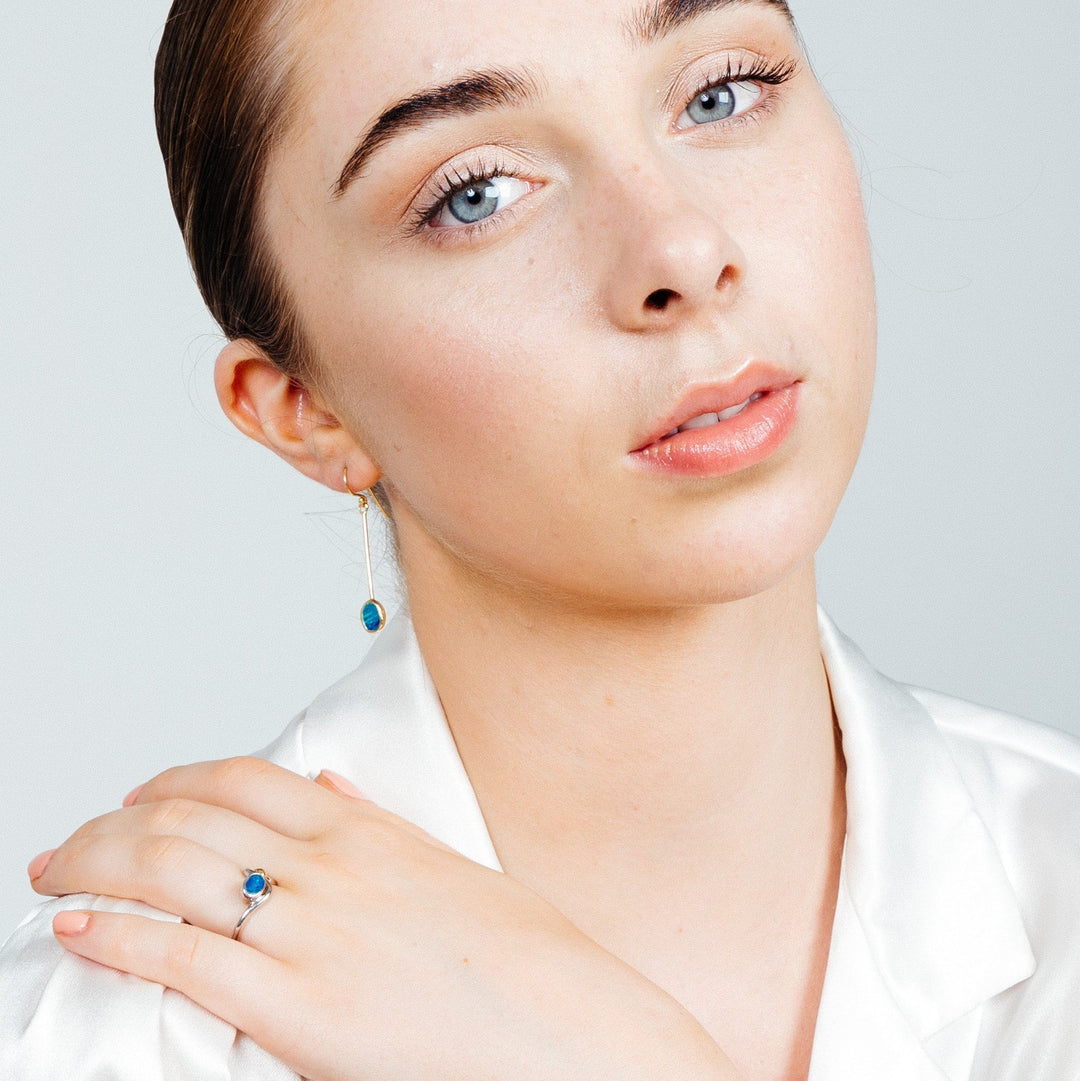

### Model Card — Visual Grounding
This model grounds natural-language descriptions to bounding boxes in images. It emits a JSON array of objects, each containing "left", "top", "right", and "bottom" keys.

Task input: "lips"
[{"left": 631, "top": 365, "right": 801, "bottom": 478}]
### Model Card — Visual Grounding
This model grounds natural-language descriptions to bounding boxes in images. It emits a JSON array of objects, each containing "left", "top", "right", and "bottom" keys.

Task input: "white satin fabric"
[{"left": 2, "top": 611, "right": 1078, "bottom": 1079}]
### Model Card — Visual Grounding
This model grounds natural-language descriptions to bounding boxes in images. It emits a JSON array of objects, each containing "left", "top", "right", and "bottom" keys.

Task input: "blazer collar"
[
  {"left": 277, "top": 609, "right": 1034, "bottom": 1071},
  {"left": 815, "top": 611, "right": 1034, "bottom": 1066},
  {"left": 265, "top": 611, "right": 502, "bottom": 872}
]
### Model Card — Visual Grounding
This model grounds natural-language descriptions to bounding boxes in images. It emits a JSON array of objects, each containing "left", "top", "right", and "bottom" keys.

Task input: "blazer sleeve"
[
  {"left": 0, "top": 891, "right": 299, "bottom": 1081},
  {"left": 0, "top": 896, "right": 307, "bottom": 1081}
]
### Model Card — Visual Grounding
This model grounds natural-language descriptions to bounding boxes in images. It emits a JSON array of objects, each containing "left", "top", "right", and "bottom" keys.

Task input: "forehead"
[
  {"left": 292, "top": 0, "right": 791, "bottom": 95},
  {"left": 285, "top": 0, "right": 793, "bottom": 171}
]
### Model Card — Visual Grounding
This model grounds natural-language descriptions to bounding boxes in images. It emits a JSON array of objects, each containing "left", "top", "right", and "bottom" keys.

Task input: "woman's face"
[{"left": 263, "top": 0, "right": 876, "bottom": 608}]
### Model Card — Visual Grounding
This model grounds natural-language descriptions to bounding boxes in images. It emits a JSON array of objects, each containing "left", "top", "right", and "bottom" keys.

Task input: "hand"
[{"left": 30, "top": 757, "right": 739, "bottom": 1081}]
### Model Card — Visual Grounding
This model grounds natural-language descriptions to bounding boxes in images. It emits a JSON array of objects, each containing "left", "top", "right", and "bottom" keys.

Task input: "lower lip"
[{"left": 631, "top": 383, "right": 801, "bottom": 478}]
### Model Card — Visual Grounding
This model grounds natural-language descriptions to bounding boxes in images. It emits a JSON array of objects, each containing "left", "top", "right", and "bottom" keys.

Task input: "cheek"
[
  {"left": 317, "top": 260, "right": 587, "bottom": 515},
  {"left": 754, "top": 137, "right": 876, "bottom": 412},
  {"left": 761, "top": 150, "right": 871, "bottom": 313},
  {"left": 721, "top": 131, "right": 876, "bottom": 543}
]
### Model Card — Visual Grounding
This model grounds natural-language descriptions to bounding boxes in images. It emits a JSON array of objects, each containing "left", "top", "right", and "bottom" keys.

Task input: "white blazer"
[{"left": 2, "top": 611, "right": 1078, "bottom": 1080}]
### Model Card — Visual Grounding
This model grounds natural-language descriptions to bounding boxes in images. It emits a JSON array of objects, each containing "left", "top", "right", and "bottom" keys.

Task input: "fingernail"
[
  {"left": 318, "top": 770, "right": 366, "bottom": 800},
  {"left": 28, "top": 850, "right": 56, "bottom": 881},
  {"left": 53, "top": 911, "right": 90, "bottom": 936},
  {"left": 123, "top": 784, "right": 145, "bottom": 807}
]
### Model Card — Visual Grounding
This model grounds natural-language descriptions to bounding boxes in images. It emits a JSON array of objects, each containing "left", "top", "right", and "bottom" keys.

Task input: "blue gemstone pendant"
[{"left": 362, "top": 598, "right": 387, "bottom": 634}]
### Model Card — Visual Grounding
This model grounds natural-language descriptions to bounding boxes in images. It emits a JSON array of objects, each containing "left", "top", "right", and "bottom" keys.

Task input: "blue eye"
[
  {"left": 677, "top": 80, "right": 762, "bottom": 130},
  {"left": 430, "top": 174, "right": 532, "bottom": 229},
  {"left": 447, "top": 180, "right": 500, "bottom": 223},
  {"left": 687, "top": 85, "right": 736, "bottom": 123}
]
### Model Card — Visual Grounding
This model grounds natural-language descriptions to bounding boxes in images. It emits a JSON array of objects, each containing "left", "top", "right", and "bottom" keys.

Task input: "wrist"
[{"left": 527, "top": 929, "right": 742, "bottom": 1081}]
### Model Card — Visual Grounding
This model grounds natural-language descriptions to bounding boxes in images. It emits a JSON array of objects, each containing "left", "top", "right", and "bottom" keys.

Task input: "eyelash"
[
  {"left": 408, "top": 156, "right": 524, "bottom": 238},
  {"left": 408, "top": 54, "right": 799, "bottom": 240},
  {"left": 679, "top": 55, "right": 798, "bottom": 126},
  {"left": 687, "top": 54, "right": 799, "bottom": 102}
]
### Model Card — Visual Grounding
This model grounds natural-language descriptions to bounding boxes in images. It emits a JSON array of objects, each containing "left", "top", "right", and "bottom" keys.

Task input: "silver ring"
[{"left": 232, "top": 868, "right": 274, "bottom": 940}]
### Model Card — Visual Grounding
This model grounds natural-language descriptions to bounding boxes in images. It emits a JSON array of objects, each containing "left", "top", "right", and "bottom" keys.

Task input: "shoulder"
[
  {"left": 0, "top": 616, "right": 438, "bottom": 1081},
  {"left": 0, "top": 896, "right": 298, "bottom": 1081},
  {"left": 910, "top": 684, "right": 1080, "bottom": 929},
  {"left": 911, "top": 685, "right": 1080, "bottom": 772},
  {"left": 0, "top": 708, "right": 313, "bottom": 1081}
]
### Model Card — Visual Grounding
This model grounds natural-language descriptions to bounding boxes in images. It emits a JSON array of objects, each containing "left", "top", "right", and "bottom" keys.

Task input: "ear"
[{"left": 214, "top": 340, "right": 381, "bottom": 493}]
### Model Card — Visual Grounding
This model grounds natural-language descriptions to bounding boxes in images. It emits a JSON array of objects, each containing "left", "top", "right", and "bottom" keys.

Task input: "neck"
[
  {"left": 405, "top": 550, "right": 836, "bottom": 866},
  {"left": 401, "top": 542, "right": 844, "bottom": 1080}
]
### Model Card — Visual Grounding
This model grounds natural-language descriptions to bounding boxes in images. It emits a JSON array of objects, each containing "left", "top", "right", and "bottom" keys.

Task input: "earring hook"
[{"left": 343, "top": 466, "right": 389, "bottom": 518}]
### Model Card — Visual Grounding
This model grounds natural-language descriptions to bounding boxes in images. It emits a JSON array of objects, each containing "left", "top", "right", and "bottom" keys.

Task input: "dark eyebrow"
[
  {"left": 626, "top": 0, "right": 792, "bottom": 44},
  {"left": 333, "top": 68, "right": 542, "bottom": 198}
]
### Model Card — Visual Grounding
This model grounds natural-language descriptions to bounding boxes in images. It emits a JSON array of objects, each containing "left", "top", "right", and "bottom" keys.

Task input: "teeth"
[
  {"left": 721, "top": 392, "right": 764, "bottom": 421},
  {"left": 679, "top": 412, "right": 720, "bottom": 431},
  {"left": 675, "top": 393, "right": 762, "bottom": 434},
  {"left": 716, "top": 397, "right": 751, "bottom": 422}
]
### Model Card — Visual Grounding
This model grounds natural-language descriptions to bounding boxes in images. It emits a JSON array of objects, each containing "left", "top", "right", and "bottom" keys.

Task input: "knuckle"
[
  {"left": 43, "top": 831, "right": 103, "bottom": 885},
  {"left": 57, "top": 831, "right": 96, "bottom": 865},
  {"left": 146, "top": 797, "right": 197, "bottom": 834},
  {"left": 164, "top": 923, "right": 203, "bottom": 973},
  {"left": 88, "top": 917, "right": 132, "bottom": 964},
  {"left": 142, "top": 762, "right": 189, "bottom": 796},
  {"left": 346, "top": 816, "right": 416, "bottom": 869},
  {"left": 139, "top": 832, "right": 190, "bottom": 875},
  {"left": 67, "top": 809, "right": 115, "bottom": 844},
  {"left": 209, "top": 755, "right": 273, "bottom": 790}
]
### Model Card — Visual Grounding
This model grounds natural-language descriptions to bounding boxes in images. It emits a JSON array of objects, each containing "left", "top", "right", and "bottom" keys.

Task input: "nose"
[{"left": 596, "top": 164, "right": 746, "bottom": 332}]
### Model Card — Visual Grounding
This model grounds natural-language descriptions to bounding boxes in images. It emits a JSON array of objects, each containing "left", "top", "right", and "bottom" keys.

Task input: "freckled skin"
[
  {"left": 265, "top": 0, "right": 875, "bottom": 615},
  {"left": 42, "top": 11, "right": 868, "bottom": 1077}
]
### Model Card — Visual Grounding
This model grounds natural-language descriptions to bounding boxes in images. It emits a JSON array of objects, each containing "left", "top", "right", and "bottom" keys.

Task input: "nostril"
[{"left": 645, "top": 288, "right": 677, "bottom": 311}]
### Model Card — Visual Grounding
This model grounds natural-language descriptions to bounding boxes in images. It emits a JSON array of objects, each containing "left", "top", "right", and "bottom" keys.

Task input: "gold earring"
[{"left": 343, "top": 466, "right": 387, "bottom": 634}]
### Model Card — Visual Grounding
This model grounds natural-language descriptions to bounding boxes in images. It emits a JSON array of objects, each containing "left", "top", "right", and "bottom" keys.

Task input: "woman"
[{"left": 1, "top": 0, "right": 1077, "bottom": 1078}]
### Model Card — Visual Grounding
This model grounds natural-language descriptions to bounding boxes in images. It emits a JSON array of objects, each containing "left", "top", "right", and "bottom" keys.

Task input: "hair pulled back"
[{"left": 155, "top": 0, "right": 312, "bottom": 380}]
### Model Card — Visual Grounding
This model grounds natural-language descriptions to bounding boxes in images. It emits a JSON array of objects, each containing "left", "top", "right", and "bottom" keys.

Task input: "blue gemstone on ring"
[
  {"left": 242, "top": 872, "right": 268, "bottom": 899},
  {"left": 362, "top": 599, "right": 386, "bottom": 633}
]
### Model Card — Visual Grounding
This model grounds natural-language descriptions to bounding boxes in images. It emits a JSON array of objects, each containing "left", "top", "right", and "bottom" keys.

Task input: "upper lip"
[{"left": 631, "top": 362, "right": 801, "bottom": 452}]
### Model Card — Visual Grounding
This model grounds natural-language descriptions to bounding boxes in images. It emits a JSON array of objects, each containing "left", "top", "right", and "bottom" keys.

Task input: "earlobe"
[{"left": 213, "top": 339, "right": 380, "bottom": 493}]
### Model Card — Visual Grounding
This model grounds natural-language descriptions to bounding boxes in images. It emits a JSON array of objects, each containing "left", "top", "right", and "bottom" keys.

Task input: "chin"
[{"left": 636, "top": 457, "right": 852, "bottom": 604}]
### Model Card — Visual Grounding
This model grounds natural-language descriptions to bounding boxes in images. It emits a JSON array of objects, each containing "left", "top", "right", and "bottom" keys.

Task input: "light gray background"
[{"left": 2, "top": 2, "right": 1077, "bottom": 938}]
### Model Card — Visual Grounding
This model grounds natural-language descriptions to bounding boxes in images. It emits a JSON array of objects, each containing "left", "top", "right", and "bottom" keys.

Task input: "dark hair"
[{"left": 155, "top": 0, "right": 313, "bottom": 381}]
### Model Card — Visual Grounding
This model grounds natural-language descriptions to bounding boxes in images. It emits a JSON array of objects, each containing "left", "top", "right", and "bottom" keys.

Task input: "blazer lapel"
[
  {"left": 811, "top": 612, "right": 1034, "bottom": 1081},
  {"left": 264, "top": 608, "right": 1036, "bottom": 1080},
  {"left": 259, "top": 611, "right": 502, "bottom": 872}
]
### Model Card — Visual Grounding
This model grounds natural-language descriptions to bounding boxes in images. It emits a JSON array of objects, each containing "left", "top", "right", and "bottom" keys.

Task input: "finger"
[
  {"left": 134, "top": 758, "right": 441, "bottom": 850},
  {"left": 33, "top": 797, "right": 294, "bottom": 890},
  {"left": 35, "top": 832, "right": 290, "bottom": 943},
  {"left": 51, "top": 909, "right": 297, "bottom": 1049},
  {"left": 314, "top": 769, "right": 368, "bottom": 801},
  {"left": 132, "top": 757, "right": 458, "bottom": 861},
  {"left": 132, "top": 757, "right": 347, "bottom": 839}
]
